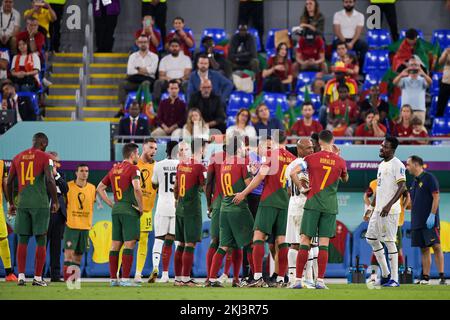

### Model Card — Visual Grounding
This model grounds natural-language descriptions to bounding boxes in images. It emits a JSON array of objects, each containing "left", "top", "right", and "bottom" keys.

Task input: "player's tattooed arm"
[
  {"left": 96, "top": 182, "right": 114, "bottom": 208},
  {"left": 45, "top": 163, "right": 59, "bottom": 214},
  {"left": 132, "top": 178, "right": 144, "bottom": 216},
  {"left": 233, "top": 165, "right": 268, "bottom": 204},
  {"left": 380, "top": 181, "right": 406, "bottom": 217}
]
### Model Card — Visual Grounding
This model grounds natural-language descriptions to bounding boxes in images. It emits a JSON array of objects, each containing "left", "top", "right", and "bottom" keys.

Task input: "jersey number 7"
[{"left": 320, "top": 166, "right": 332, "bottom": 190}]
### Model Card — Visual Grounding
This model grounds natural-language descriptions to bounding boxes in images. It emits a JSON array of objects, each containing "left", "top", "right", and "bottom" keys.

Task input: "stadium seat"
[
  {"left": 265, "top": 28, "right": 290, "bottom": 57},
  {"left": 263, "top": 92, "right": 289, "bottom": 113},
  {"left": 193, "top": 221, "right": 212, "bottom": 277},
  {"left": 201, "top": 28, "right": 228, "bottom": 54},
  {"left": 430, "top": 95, "right": 450, "bottom": 118},
  {"left": 170, "top": 27, "right": 196, "bottom": 54},
  {"left": 362, "top": 50, "right": 390, "bottom": 74},
  {"left": 432, "top": 117, "right": 450, "bottom": 136},
  {"left": 296, "top": 93, "right": 322, "bottom": 111},
  {"left": 160, "top": 92, "right": 186, "bottom": 102},
  {"left": 432, "top": 29, "right": 450, "bottom": 49},
  {"left": 400, "top": 28, "right": 424, "bottom": 39},
  {"left": 85, "top": 221, "right": 112, "bottom": 277},
  {"left": 295, "top": 71, "right": 317, "bottom": 92},
  {"left": 431, "top": 72, "right": 443, "bottom": 96},
  {"left": 367, "top": 29, "right": 392, "bottom": 48},
  {"left": 227, "top": 91, "right": 254, "bottom": 117},
  {"left": 331, "top": 50, "right": 357, "bottom": 64},
  {"left": 0, "top": 233, "right": 15, "bottom": 277},
  {"left": 235, "top": 27, "right": 261, "bottom": 52},
  {"left": 17, "top": 92, "right": 40, "bottom": 115},
  {"left": 125, "top": 91, "right": 137, "bottom": 111},
  {"left": 362, "top": 71, "right": 385, "bottom": 91}
]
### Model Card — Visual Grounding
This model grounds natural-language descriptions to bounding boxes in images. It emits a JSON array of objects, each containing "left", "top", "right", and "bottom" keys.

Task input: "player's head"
[
  {"left": 318, "top": 130, "right": 334, "bottom": 149},
  {"left": 191, "top": 138, "right": 207, "bottom": 159},
  {"left": 177, "top": 141, "right": 191, "bottom": 161},
  {"left": 32, "top": 132, "right": 49, "bottom": 151},
  {"left": 379, "top": 136, "right": 399, "bottom": 160},
  {"left": 310, "top": 132, "right": 320, "bottom": 153},
  {"left": 226, "top": 134, "right": 244, "bottom": 157},
  {"left": 406, "top": 155, "right": 424, "bottom": 177},
  {"left": 142, "top": 137, "right": 157, "bottom": 161},
  {"left": 166, "top": 140, "right": 179, "bottom": 159},
  {"left": 123, "top": 143, "right": 140, "bottom": 164},
  {"left": 296, "top": 138, "right": 314, "bottom": 158},
  {"left": 257, "top": 136, "right": 272, "bottom": 157},
  {"left": 76, "top": 163, "right": 89, "bottom": 181},
  {"left": 274, "top": 131, "right": 287, "bottom": 147}
]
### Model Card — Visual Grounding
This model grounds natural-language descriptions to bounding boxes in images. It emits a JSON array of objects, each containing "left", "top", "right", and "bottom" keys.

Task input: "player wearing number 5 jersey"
[
  {"left": 6, "top": 133, "right": 59, "bottom": 287},
  {"left": 233, "top": 134, "right": 296, "bottom": 288},
  {"left": 97, "top": 143, "right": 143, "bottom": 287},
  {"left": 291, "top": 130, "right": 348, "bottom": 290},
  {"left": 173, "top": 139, "right": 207, "bottom": 286},
  {"left": 151, "top": 141, "right": 180, "bottom": 283}
]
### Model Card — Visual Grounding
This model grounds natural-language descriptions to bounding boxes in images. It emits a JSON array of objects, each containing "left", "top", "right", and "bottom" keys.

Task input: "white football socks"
[
  {"left": 385, "top": 241, "right": 399, "bottom": 282},
  {"left": 152, "top": 238, "right": 164, "bottom": 271}
]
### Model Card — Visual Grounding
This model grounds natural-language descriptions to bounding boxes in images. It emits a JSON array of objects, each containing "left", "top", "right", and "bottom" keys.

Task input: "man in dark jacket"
[
  {"left": 188, "top": 79, "right": 226, "bottom": 134},
  {"left": 118, "top": 101, "right": 150, "bottom": 142},
  {"left": 228, "top": 24, "right": 259, "bottom": 75}
]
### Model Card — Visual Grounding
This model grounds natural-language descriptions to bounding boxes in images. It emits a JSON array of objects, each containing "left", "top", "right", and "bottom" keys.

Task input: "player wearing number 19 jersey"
[{"left": 6, "top": 133, "right": 59, "bottom": 286}]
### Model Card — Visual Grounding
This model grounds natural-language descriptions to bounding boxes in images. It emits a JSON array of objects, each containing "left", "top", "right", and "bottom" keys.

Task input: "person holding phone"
[{"left": 134, "top": 15, "right": 161, "bottom": 54}]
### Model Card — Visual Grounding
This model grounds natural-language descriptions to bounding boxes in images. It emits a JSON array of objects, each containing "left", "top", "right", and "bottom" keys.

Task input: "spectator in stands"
[
  {"left": 134, "top": 15, "right": 161, "bottom": 54},
  {"left": 333, "top": 0, "right": 367, "bottom": 70},
  {"left": 393, "top": 57, "right": 432, "bottom": 123},
  {"left": 370, "top": 0, "right": 399, "bottom": 42},
  {"left": 172, "top": 107, "right": 209, "bottom": 140},
  {"left": 165, "top": 16, "right": 194, "bottom": 57},
  {"left": 238, "top": 0, "right": 264, "bottom": 46},
  {"left": 293, "top": 28, "right": 327, "bottom": 75},
  {"left": 93, "top": 0, "right": 120, "bottom": 53},
  {"left": 410, "top": 116, "right": 428, "bottom": 145},
  {"left": 1, "top": 79, "right": 37, "bottom": 130},
  {"left": 392, "top": 104, "right": 413, "bottom": 141},
  {"left": 327, "top": 84, "right": 359, "bottom": 136},
  {"left": 226, "top": 108, "right": 256, "bottom": 140},
  {"left": 187, "top": 54, "right": 233, "bottom": 104},
  {"left": 24, "top": 0, "right": 57, "bottom": 41},
  {"left": 253, "top": 103, "right": 284, "bottom": 137},
  {"left": 333, "top": 40, "right": 348, "bottom": 65},
  {"left": 0, "top": 49, "right": 9, "bottom": 83},
  {"left": 343, "top": 52, "right": 359, "bottom": 80},
  {"left": 118, "top": 101, "right": 150, "bottom": 139},
  {"left": 46, "top": 0, "right": 66, "bottom": 52},
  {"left": 17, "top": 17, "right": 45, "bottom": 57},
  {"left": 299, "top": 0, "right": 325, "bottom": 37},
  {"left": 151, "top": 80, "right": 186, "bottom": 137},
  {"left": 262, "top": 42, "right": 293, "bottom": 93},
  {"left": 10, "top": 39, "right": 41, "bottom": 92},
  {"left": 354, "top": 109, "right": 387, "bottom": 144},
  {"left": 311, "top": 77, "right": 325, "bottom": 96},
  {"left": 118, "top": 35, "right": 158, "bottom": 114},
  {"left": 141, "top": 0, "right": 167, "bottom": 43},
  {"left": 360, "top": 85, "right": 389, "bottom": 125},
  {"left": 0, "top": 0, "right": 20, "bottom": 55},
  {"left": 436, "top": 48, "right": 450, "bottom": 117},
  {"left": 194, "top": 36, "right": 230, "bottom": 78},
  {"left": 289, "top": 102, "right": 323, "bottom": 137},
  {"left": 188, "top": 79, "right": 226, "bottom": 134},
  {"left": 228, "top": 24, "right": 259, "bottom": 75},
  {"left": 153, "top": 39, "right": 192, "bottom": 102}
]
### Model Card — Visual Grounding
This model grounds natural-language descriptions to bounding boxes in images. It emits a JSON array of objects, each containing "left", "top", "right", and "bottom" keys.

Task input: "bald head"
[
  {"left": 297, "top": 138, "right": 314, "bottom": 158},
  {"left": 200, "top": 79, "right": 212, "bottom": 97}
]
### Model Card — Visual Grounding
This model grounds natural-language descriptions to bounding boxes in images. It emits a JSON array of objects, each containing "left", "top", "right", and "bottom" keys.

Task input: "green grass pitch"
[{"left": 1, "top": 282, "right": 450, "bottom": 300}]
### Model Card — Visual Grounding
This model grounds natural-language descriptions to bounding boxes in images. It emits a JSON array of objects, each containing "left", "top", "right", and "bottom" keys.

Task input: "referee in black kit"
[{"left": 406, "top": 155, "right": 446, "bottom": 285}]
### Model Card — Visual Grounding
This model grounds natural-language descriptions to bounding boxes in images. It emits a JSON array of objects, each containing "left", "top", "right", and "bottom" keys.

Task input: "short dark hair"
[
  {"left": 409, "top": 155, "right": 424, "bottom": 166},
  {"left": 198, "top": 53, "right": 209, "bottom": 61},
  {"left": 202, "top": 36, "right": 214, "bottom": 45},
  {"left": 169, "top": 38, "right": 181, "bottom": 46},
  {"left": 385, "top": 136, "right": 399, "bottom": 150},
  {"left": 122, "top": 143, "right": 139, "bottom": 159},
  {"left": 405, "top": 28, "right": 418, "bottom": 40},
  {"left": 366, "top": 109, "right": 378, "bottom": 117},
  {"left": 173, "top": 16, "right": 184, "bottom": 23},
  {"left": 310, "top": 132, "right": 319, "bottom": 143},
  {"left": 77, "top": 163, "right": 89, "bottom": 171},
  {"left": 318, "top": 130, "right": 333, "bottom": 144},
  {"left": 336, "top": 40, "right": 347, "bottom": 48},
  {"left": 33, "top": 132, "right": 48, "bottom": 144},
  {"left": 168, "top": 79, "right": 180, "bottom": 88},
  {"left": 276, "top": 131, "right": 287, "bottom": 145},
  {"left": 302, "top": 102, "right": 314, "bottom": 110},
  {"left": 166, "top": 141, "right": 179, "bottom": 158},
  {"left": 144, "top": 137, "right": 157, "bottom": 145},
  {"left": 411, "top": 116, "right": 423, "bottom": 126}
]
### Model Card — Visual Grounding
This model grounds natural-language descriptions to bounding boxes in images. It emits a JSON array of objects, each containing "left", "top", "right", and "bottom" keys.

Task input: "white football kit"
[
  {"left": 152, "top": 158, "right": 179, "bottom": 237},
  {"left": 366, "top": 157, "right": 406, "bottom": 242}
]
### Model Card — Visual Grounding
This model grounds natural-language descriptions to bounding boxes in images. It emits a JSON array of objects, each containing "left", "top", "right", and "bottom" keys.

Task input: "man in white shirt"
[
  {"left": 118, "top": 35, "right": 159, "bottom": 113},
  {"left": 0, "top": 0, "right": 20, "bottom": 55},
  {"left": 333, "top": 0, "right": 368, "bottom": 70},
  {"left": 153, "top": 38, "right": 192, "bottom": 102}
]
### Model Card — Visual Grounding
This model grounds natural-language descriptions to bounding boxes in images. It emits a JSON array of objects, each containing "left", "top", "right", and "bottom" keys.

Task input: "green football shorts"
[
  {"left": 300, "top": 208, "right": 336, "bottom": 238},
  {"left": 15, "top": 208, "right": 50, "bottom": 236}
]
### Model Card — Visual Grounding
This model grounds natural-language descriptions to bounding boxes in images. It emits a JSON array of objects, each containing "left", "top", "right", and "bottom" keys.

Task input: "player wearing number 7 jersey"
[
  {"left": 233, "top": 133, "right": 296, "bottom": 288},
  {"left": 290, "top": 130, "right": 348, "bottom": 290},
  {"left": 6, "top": 133, "right": 59, "bottom": 287},
  {"left": 97, "top": 143, "right": 143, "bottom": 287}
]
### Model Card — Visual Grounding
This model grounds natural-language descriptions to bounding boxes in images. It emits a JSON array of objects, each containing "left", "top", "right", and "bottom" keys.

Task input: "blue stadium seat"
[
  {"left": 400, "top": 28, "right": 424, "bottom": 39},
  {"left": 0, "top": 233, "right": 15, "bottom": 277},
  {"left": 364, "top": 94, "right": 388, "bottom": 102},
  {"left": 432, "top": 117, "right": 450, "bottom": 136},
  {"left": 363, "top": 50, "right": 390, "bottom": 74},
  {"left": 367, "top": 29, "right": 392, "bottom": 48},
  {"left": 331, "top": 50, "right": 357, "bottom": 64},
  {"left": 362, "top": 71, "right": 385, "bottom": 91},
  {"left": 193, "top": 221, "right": 212, "bottom": 277},
  {"left": 18, "top": 92, "right": 40, "bottom": 115},
  {"left": 430, "top": 95, "right": 450, "bottom": 118},
  {"left": 201, "top": 28, "right": 228, "bottom": 54},
  {"left": 227, "top": 91, "right": 254, "bottom": 117},
  {"left": 351, "top": 222, "right": 373, "bottom": 267},
  {"left": 263, "top": 92, "right": 289, "bottom": 113},
  {"left": 170, "top": 28, "right": 196, "bottom": 54},
  {"left": 160, "top": 92, "right": 186, "bottom": 102},
  {"left": 432, "top": 29, "right": 450, "bottom": 49},
  {"left": 154, "top": 27, "right": 164, "bottom": 52},
  {"left": 326, "top": 233, "right": 351, "bottom": 278},
  {"left": 125, "top": 91, "right": 137, "bottom": 111},
  {"left": 265, "top": 28, "right": 290, "bottom": 57},
  {"left": 295, "top": 71, "right": 317, "bottom": 92},
  {"left": 431, "top": 72, "right": 443, "bottom": 95},
  {"left": 235, "top": 27, "right": 261, "bottom": 52},
  {"left": 296, "top": 93, "right": 322, "bottom": 111}
]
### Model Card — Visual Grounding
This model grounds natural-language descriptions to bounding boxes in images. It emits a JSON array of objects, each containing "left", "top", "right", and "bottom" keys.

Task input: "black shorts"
[{"left": 411, "top": 227, "right": 440, "bottom": 248}]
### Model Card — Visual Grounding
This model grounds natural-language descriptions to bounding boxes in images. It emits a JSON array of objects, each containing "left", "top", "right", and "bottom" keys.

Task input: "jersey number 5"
[
  {"left": 320, "top": 166, "right": 332, "bottom": 190},
  {"left": 114, "top": 176, "right": 122, "bottom": 200},
  {"left": 221, "top": 173, "right": 234, "bottom": 196},
  {"left": 20, "top": 161, "right": 35, "bottom": 185}
]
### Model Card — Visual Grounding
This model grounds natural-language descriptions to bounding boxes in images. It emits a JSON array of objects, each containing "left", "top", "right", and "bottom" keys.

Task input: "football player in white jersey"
[
  {"left": 285, "top": 138, "right": 314, "bottom": 287},
  {"left": 151, "top": 141, "right": 181, "bottom": 282},
  {"left": 364, "top": 136, "right": 406, "bottom": 287}
]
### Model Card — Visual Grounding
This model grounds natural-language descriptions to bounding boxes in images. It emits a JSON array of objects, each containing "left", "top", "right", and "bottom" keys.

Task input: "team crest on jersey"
[
  {"left": 66, "top": 241, "right": 72, "bottom": 248},
  {"left": 419, "top": 182, "right": 423, "bottom": 188}
]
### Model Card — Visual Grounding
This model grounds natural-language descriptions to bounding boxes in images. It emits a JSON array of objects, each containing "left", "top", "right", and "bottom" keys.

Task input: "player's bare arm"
[
  {"left": 232, "top": 165, "right": 268, "bottom": 205},
  {"left": 205, "top": 171, "right": 214, "bottom": 214},
  {"left": 341, "top": 172, "right": 349, "bottom": 183},
  {"left": 6, "top": 170, "right": 16, "bottom": 215},
  {"left": 132, "top": 178, "right": 144, "bottom": 216},
  {"left": 380, "top": 181, "right": 406, "bottom": 217},
  {"left": 431, "top": 191, "right": 440, "bottom": 216},
  {"left": 96, "top": 182, "right": 114, "bottom": 208},
  {"left": 364, "top": 196, "right": 377, "bottom": 222},
  {"left": 45, "top": 164, "right": 59, "bottom": 213}
]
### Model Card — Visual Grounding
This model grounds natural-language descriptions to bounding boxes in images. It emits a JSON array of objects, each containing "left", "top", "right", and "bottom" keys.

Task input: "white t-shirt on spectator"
[
  {"left": 226, "top": 125, "right": 256, "bottom": 140},
  {"left": 0, "top": 50, "right": 10, "bottom": 80},
  {"left": 333, "top": 9, "right": 365, "bottom": 39},
  {"left": 0, "top": 8, "right": 20, "bottom": 38},
  {"left": 11, "top": 53, "right": 41, "bottom": 72},
  {"left": 127, "top": 50, "right": 159, "bottom": 78},
  {"left": 398, "top": 76, "right": 428, "bottom": 112},
  {"left": 159, "top": 52, "right": 192, "bottom": 80}
]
